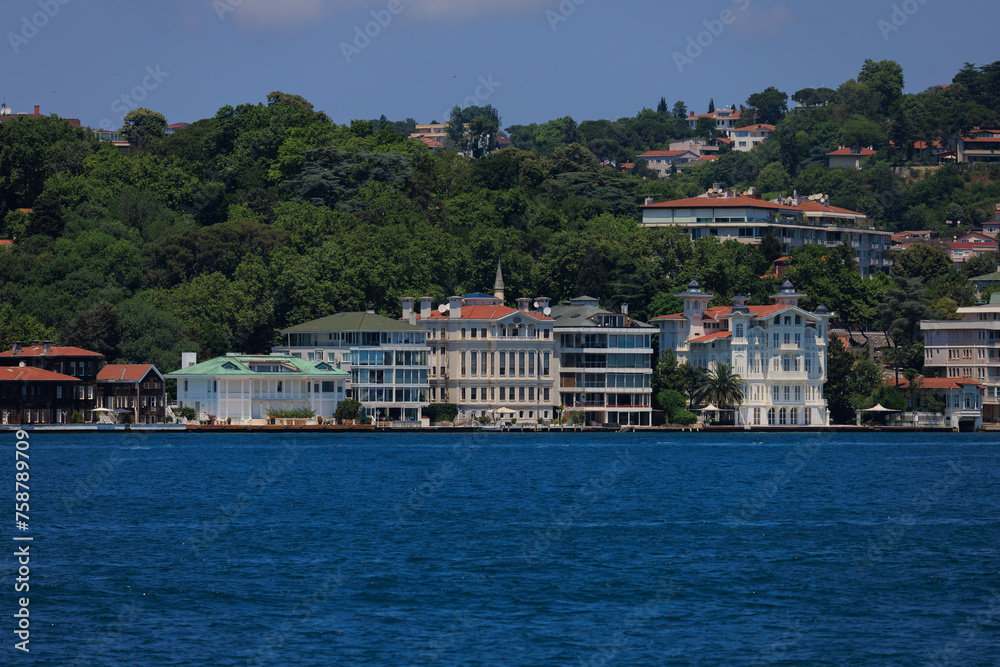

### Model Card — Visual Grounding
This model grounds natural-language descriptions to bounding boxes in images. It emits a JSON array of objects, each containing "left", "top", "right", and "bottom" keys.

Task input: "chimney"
[
  {"left": 401, "top": 297, "right": 415, "bottom": 325},
  {"left": 644, "top": 196, "right": 654, "bottom": 206},
  {"left": 11, "top": 342, "right": 21, "bottom": 355},
  {"left": 448, "top": 296, "right": 463, "bottom": 320},
  {"left": 42, "top": 341, "right": 51, "bottom": 354},
  {"left": 181, "top": 352, "right": 197, "bottom": 369},
  {"left": 420, "top": 296, "right": 432, "bottom": 321},
  {"left": 516, "top": 298, "right": 530, "bottom": 312},
  {"left": 535, "top": 297, "right": 550, "bottom": 312},
  {"left": 33, "top": 105, "right": 39, "bottom": 115},
  {"left": 621, "top": 304, "right": 629, "bottom": 315}
]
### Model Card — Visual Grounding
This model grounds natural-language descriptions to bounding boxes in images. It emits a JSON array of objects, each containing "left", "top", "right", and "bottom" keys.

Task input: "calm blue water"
[{"left": 6, "top": 431, "right": 1000, "bottom": 666}]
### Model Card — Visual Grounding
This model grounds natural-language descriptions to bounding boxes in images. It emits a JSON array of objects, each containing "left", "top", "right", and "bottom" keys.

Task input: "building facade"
[
  {"left": 0, "top": 343, "right": 103, "bottom": 423},
  {"left": 0, "top": 366, "right": 79, "bottom": 425},
  {"left": 97, "top": 364, "right": 167, "bottom": 424},
  {"left": 655, "top": 280, "right": 832, "bottom": 427},
  {"left": 550, "top": 297, "right": 654, "bottom": 426},
  {"left": 640, "top": 190, "right": 892, "bottom": 277},
  {"left": 921, "top": 297, "right": 1000, "bottom": 424},
  {"left": 273, "top": 311, "right": 430, "bottom": 423},
  {"left": 169, "top": 354, "right": 349, "bottom": 423},
  {"left": 408, "top": 270, "right": 557, "bottom": 423}
]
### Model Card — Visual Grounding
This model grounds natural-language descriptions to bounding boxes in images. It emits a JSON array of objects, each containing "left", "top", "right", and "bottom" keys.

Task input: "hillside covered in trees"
[{"left": 1, "top": 60, "right": 1000, "bottom": 379}]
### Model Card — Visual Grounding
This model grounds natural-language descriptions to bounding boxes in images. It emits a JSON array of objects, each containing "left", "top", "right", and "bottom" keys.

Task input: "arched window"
[
  {"left": 789, "top": 408, "right": 798, "bottom": 425},
  {"left": 735, "top": 323, "right": 744, "bottom": 338},
  {"left": 779, "top": 408, "right": 787, "bottom": 425},
  {"left": 782, "top": 357, "right": 791, "bottom": 372},
  {"left": 753, "top": 408, "right": 761, "bottom": 425},
  {"left": 767, "top": 408, "right": 776, "bottom": 425}
]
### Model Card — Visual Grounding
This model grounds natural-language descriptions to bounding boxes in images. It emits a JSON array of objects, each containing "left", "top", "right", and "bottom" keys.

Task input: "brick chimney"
[{"left": 33, "top": 105, "right": 39, "bottom": 115}]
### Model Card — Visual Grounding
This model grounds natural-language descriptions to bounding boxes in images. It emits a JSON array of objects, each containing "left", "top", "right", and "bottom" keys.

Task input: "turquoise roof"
[{"left": 167, "top": 355, "right": 349, "bottom": 378}]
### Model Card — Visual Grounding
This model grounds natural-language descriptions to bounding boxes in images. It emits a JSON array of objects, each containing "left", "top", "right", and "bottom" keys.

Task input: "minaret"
[{"left": 493, "top": 261, "right": 505, "bottom": 303}]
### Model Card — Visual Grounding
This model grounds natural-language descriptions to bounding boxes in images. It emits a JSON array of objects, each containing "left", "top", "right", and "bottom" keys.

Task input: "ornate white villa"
[{"left": 654, "top": 279, "right": 833, "bottom": 427}]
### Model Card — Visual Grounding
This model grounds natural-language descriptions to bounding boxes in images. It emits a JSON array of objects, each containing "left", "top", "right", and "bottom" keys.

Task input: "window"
[
  {"left": 783, "top": 357, "right": 791, "bottom": 372},
  {"left": 735, "top": 323, "right": 744, "bottom": 338},
  {"left": 805, "top": 358, "right": 812, "bottom": 374},
  {"left": 772, "top": 386, "right": 780, "bottom": 402},
  {"left": 543, "top": 352, "right": 550, "bottom": 376},
  {"left": 784, "top": 386, "right": 790, "bottom": 402},
  {"left": 470, "top": 352, "right": 478, "bottom": 376},
  {"left": 529, "top": 387, "right": 535, "bottom": 401},
  {"left": 471, "top": 388, "right": 477, "bottom": 401},
  {"left": 461, "top": 328, "right": 466, "bottom": 338},
  {"left": 544, "top": 388, "right": 550, "bottom": 401},
  {"left": 795, "top": 386, "right": 801, "bottom": 402},
  {"left": 519, "top": 352, "right": 526, "bottom": 376},
  {"left": 528, "top": 353, "right": 535, "bottom": 377},
  {"left": 767, "top": 408, "right": 775, "bottom": 425},
  {"left": 519, "top": 387, "right": 525, "bottom": 401},
  {"left": 499, "top": 352, "right": 506, "bottom": 376},
  {"left": 471, "top": 328, "right": 477, "bottom": 338},
  {"left": 773, "top": 334, "right": 780, "bottom": 347},
  {"left": 753, "top": 408, "right": 761, "bottom": 425},
  {"left": 461, "top": 352, "right": 466, "bottom": 376},
  {"left": 481, "top": 328, "right": 486, "bottom": 338},
  {"left": 789, "top": 408, "right": 798, "bottom": 425},
  {"left": 779, "top": 408, "right": 787, "bottom": 425},
  {"left": 500, "top": 387, "right": 506, "bottom": 401},
  {"left": 461, "top": 388, "right": 466, "bottom": 401}
]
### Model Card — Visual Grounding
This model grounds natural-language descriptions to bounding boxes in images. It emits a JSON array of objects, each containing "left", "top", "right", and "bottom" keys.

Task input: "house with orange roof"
[
  {"left": 957, "top": 129, "right": 1000, "bottom": 164},
  {"left": 921, "top": 297, "right": 1000, "bottom": 427},
  {"left": 640, "top": 189, "right": 892, "bottom": 277},
  {"left": 654, "top": 279, "right": 833, "bottom": 426},
  {"left": 826, "top": 146, "right": 878, "bottom": 169},
  {"left": 890, "top": 377, "right": 984, "bottom": 431},
  {"left": 686, "top": 107, "right": 741, "bottom": 133},
  {"left": 404, "top": 264, "right": 557, "bottom": 424},
  {"left": 0, "top": 365, "right": 79, "bottom": 425},
  {"left": 97, "top": 364, "right": 167, "bottom": 424},
  {"left": 0, "top": 342, "right": 103, "bottom": 424},
  {"left": 729, "top": 123, "right": 774, "bottom": 151}
]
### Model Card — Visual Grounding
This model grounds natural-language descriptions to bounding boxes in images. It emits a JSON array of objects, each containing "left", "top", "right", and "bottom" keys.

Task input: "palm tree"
[{"left": 692, "top": 361, "right": 745, "bottom": 424}]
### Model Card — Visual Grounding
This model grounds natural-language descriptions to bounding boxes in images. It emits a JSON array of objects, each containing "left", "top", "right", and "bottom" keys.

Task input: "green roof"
[
  {"left": 167, "top": 355, "right": 349, "bottom": 378},
  {"left": 972, "top": 272, "right": 1000, "bottom": 281},
  {"left": 547, "top": 305, "right": 654, "bottom": 329},
  {"left": 281, "top": 312, "right": 424, "bottom": 334}
]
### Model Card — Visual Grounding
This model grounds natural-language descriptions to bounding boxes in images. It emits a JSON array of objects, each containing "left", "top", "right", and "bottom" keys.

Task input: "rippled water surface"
[{"left": 10, "top": 431, "right": 1000, "bottom": 665}]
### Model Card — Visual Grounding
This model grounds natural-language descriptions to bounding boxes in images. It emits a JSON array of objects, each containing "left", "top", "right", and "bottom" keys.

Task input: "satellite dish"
[
  {"left": 533, "top": 301, "right": 539, "bottom": 309},
  {"left": 438, "top": 304, "right": 448, "bottom": 314},
  {"left": 543, "top": 307, "right": 552, "bottom": 316}
]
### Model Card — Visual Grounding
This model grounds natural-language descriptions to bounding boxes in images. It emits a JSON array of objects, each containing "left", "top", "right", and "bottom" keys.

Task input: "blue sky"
[{"left": 2, "top": 0, "right": 997, "bottom": 131}]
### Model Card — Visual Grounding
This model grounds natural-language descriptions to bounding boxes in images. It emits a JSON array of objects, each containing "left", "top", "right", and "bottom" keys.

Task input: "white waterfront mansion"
[{"left": 654, "top": 279, "right": 832, "bottom": 427}]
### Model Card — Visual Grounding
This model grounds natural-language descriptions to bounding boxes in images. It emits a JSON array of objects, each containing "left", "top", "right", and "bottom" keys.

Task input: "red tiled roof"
[
  {"left": 793, "top": 200, "right": 866, "bottom": 217},
  {"left": 417, "top": 305, "right": 552, "bottom": 322},
  {"left": 0, "top": 345, "right": 103, "bottom": 358},
  {"left": 695, "top": 155, "right": 719, "bottom": 162},
  {"left": 97, "top": 364, "right": 156, "bottom": 382},
  {"left": 892, "top": 378, "right": 983, "bottom": 390},
  {"left": 826, "top": 147, "right": 877, "bottom": 156},
  {"left": 642, "top": 195, "right": 797, "bottom": 211},
  {"left": 639, "top": 150, "right": 693, "bottom": 158},
  {"left": 653, "top": 304, "right": 789, "bottom": 322},
  {"left": 688, "top": 331, "right": 732, "bottom": 343},
  {"left": 0, "top": 366, "right": 77, "bottom": 382},
  {"left": 738, "top": 124, "right": 775, "bottom": 132}
]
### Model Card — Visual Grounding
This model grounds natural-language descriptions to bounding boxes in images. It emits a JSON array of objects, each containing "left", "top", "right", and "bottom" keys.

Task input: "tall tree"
[
  {"left": 858, "top": 59, "right": 905, "bottom": 115},
  {"left": 120, "top": 108, "right": 167, "bottom": 150},
  {"left": 744, "top": 87, "right": 789, "bottom": 125},
  {"left": 672, "top": 101, "right": 688, "bottom": 119},
  {"left": 708, "top": 98, "right": 716, "bottom": 114}
]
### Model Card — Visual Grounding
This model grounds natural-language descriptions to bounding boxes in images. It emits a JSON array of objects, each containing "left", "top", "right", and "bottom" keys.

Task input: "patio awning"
[{"left": 861, "top": 403, "right": 900, "bottom": 412}]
